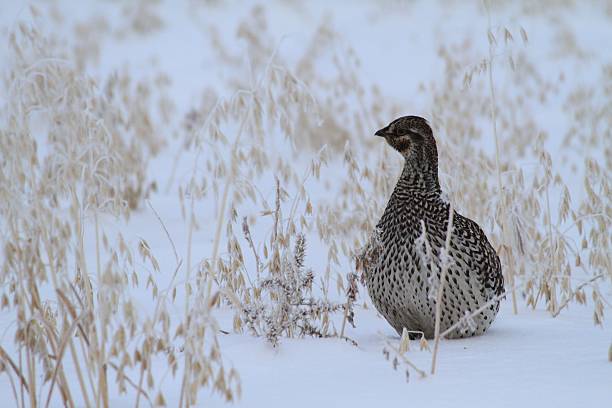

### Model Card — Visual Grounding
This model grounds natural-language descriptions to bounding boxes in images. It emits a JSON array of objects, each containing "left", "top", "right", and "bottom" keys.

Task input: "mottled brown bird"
[{"left": 363, "top": 115, "right": 504, "bottom": 339}]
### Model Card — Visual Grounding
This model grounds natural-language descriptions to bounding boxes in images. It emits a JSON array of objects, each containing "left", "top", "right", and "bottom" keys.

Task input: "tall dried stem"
[
  {"left": 431, "top": 204, "right": 454, "bottom": 375},
  {"left": 484, "top": 0, "right": 517, "bottom": 314}
]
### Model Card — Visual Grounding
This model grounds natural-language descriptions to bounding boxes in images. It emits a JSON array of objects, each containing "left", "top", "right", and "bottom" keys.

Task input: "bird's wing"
[{"left": 451, "top": 213, "right": 505, "bottom": 300}]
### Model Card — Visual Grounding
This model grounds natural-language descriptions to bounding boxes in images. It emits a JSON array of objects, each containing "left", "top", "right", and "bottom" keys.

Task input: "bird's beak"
[{"left": 375, "top": 127, "right": 388, "bottom": 137}]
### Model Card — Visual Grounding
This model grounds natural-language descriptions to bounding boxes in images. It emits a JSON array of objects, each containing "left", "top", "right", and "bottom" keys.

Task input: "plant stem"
[
  {"left": 484, "top": 0, "right": 517, "bottom": 315},
  {"left": 431, "top": 204, "right": 454, "bottom": 375}
]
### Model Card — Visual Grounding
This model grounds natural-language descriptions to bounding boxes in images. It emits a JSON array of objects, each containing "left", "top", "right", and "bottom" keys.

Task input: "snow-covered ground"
[
  {"left": 215, "top": 303, "right": 611, "bottom": 408},
  {"left": 1, "top": 1, "right": 611, "bottom": 407}
]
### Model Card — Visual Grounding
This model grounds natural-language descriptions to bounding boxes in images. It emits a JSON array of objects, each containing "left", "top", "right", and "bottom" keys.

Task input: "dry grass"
[
  {"left": 1, "top": 1, "right": 610, "bottom": 406},
  {"left": 0, "top": 8, "right": 238, "bottom": 407}
]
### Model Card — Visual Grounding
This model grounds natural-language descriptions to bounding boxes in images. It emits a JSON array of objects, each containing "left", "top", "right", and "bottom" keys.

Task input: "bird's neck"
[{"left": 398, "top": 158, "right": 441, "bottom": 195}]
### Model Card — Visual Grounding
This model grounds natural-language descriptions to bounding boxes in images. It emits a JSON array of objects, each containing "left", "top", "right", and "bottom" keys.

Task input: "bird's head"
[{"left": 375, "top": 115, "right": 438, "bottom": 168}]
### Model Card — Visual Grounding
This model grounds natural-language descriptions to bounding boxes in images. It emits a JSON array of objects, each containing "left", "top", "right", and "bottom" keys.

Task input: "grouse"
[{"left": 362, "top": 115, "right": 504, "bottom": 339}]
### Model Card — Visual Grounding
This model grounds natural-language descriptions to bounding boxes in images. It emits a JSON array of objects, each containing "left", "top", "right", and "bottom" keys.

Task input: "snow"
[
  {"left": 213, "top": 302, "right": 611, "bottom": 408},
  {"left": 1, "top": 1, "right": 611, "bottom": 407}
]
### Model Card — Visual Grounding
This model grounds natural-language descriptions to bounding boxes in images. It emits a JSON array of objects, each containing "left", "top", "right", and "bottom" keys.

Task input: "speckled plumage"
[{"left": 364, "top": 116, "right": 504, "bottom": 339}]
